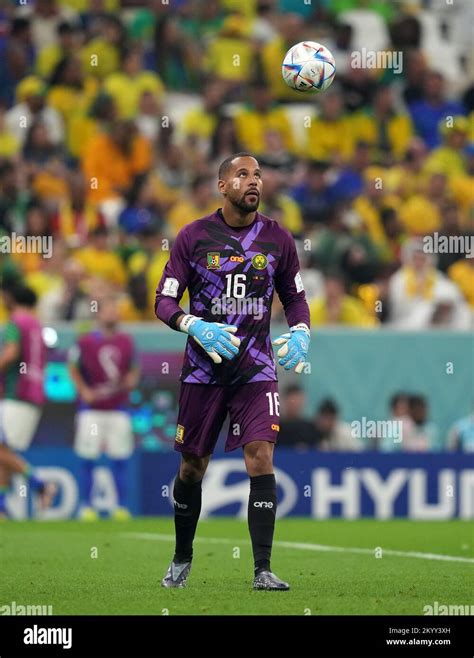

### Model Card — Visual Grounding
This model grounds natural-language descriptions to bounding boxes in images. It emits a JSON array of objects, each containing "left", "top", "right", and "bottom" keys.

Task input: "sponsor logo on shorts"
[
  {"left": 175, "top": 424, "right": 185, "bottom": 444},
  {"left": 271, "top": 424, "right": 280, "bottom": 431},
  {"left": 207, "top": 252, "right": 221, "bottom": 269},
  {"left": 229, "top": 255, "right": 244, "bottom": 262},
  {"left": 173, "top": 499, "right": 188, "bottom": 509},
  {"left": 253, "top": 501, "right": 274, "bottom": 508},
  {"left": 252, "top": 253, "right": 268, "bottom": 270}
]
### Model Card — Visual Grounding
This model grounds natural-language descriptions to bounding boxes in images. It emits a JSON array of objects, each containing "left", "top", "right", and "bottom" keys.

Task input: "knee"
[
  {"left": 180, "top": 455, "right": 208, "bottom": 484},
  {"left": 244, "top": 442, "right": 274, "bottom": 477}
]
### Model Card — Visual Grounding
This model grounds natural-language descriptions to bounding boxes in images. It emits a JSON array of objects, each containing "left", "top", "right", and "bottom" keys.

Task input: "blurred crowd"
[
  {"left": 278, "top": 385, "right": 474, "bottom": 452},
  {"left": 0, "top": 0, "right": 473, "bottom": 328}
]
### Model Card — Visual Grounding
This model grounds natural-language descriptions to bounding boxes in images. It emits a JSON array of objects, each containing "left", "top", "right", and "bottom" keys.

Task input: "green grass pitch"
[{"left": 1, "top": 518, "right": 472, "bottom": 615}]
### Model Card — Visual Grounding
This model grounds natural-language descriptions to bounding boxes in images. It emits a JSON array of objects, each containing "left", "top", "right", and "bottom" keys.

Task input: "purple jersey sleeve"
[
  {"left": 155, "top": 227, "right": 191, "bottom": 330},
  {"left": 274, "top": 229, "right": 310, "bottom": 328}
]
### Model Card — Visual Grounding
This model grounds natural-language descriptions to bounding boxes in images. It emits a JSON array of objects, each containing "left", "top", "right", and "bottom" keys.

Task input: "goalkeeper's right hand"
[{"left": 179, "top": 314, "right": 241, "bottom": 364}]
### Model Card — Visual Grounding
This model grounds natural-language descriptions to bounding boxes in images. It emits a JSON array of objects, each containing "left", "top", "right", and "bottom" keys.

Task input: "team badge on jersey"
[
  {"left": 207, "top": 252, "right": 221, "bottom": 269},
  {"left": 175, "top": 424, "right": 185, "bottom": 444},
  {"left": 252, "top": 253, "right": 268, "bottom": 270}
]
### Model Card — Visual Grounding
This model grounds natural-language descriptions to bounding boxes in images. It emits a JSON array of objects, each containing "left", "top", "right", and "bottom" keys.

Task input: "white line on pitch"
[{"left": 122, "top": 532, "right": 474, "bottom": 564}]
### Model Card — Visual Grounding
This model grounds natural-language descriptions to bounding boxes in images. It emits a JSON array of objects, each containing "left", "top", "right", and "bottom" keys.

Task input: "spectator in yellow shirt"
[
  {"left": 449, "top": 156, "right": 474, "bottom": 230},
  {"left": 81, "top": 119, "right": 153, "bottom": 205},
  {"left": 353, "top": 167, "right": 400, "bottom": 252},
  {"left": 59, "top": 0, "right": 118, "bottom": 14},
  {"left": 11, "top": 202, "right": 52, "bottom": 275},
  {"left": 222, "top": 0, "right": 256, "bottom": 17},
  {"left": 424, "top": 116, "right": 470, "bottom": 179},
  {"left": 398, "top": 172, "right": 448, "bottom": 235},
  {"left": 48, "top": 55, "right": 99, "bottom": 117},
  {"left": 67, "top": 92, "right": 117, "bottom": 159},
  {"left": 150, "top": 143, "right": 189, "bottom": 213},
  {"left": 51, "top": 172, "right": 105, "bottom": 248},
  {"left": 180, "top": 80, "right": 227, "bottom": 155},
  {"left": 0, "top": 103, "right": 20, "bottom": 159},
  {"left": 352, "top": 85, "right": 413, "bottom": 162},
  {"left": 47, "top": 55, "right": 99, "bottom": 142},
  {"left": 205, "top": 14, "right": 254, "bottom": 86},
  {"left": 235, "top": 84, "right": 296, "bottom": 155},
  {"left": 385, "top": 137, "right": 428, "bottom": 199},
  {"left": 126, "top": 225, "right": 188, "bottom": 321},
  {"left": 74, "top": 226, "right": 126, "bottom": 288},
  {"left": 25, "top": 239, "right": 66, "bottom": 302},
  {"left": 36, "top": 21, "right": 81, "bottom": 80},
  {"left": 306, "top": 89, "right": 355, "bottom": 164},
  {"left": 79, "top": 14, "right": 123, "bottom": 79},
  {"left": 262, "top": 13, "right": 305, "bottom": 101},
  {"left": 166, "top": 175, "right": 219, "bottom": 237},
  {"left": 259, "top": 165, "right": 303, "bottom": 236},
  {"left": 448, "top": 259, "right": 474, "bottom": 308},
  {"left": 310, "top": 273, "right": 378, "bottom": 327},
  {"left": 103, "top": 46, "right": 164, "bottom": 120}
]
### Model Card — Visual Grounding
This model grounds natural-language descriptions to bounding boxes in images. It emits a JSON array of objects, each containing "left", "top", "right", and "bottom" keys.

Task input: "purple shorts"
[{"left": 174, "top": 381, "right": 280, "bottom": 456}]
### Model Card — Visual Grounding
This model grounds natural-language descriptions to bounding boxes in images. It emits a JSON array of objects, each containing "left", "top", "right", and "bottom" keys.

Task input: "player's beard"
[{"left": 233, "top": 192, "right": 260, "bottom": 213}]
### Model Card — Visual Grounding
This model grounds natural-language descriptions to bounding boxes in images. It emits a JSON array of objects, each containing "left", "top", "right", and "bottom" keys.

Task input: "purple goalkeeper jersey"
[{"left": 155, "top": 209, "right": 310, "bottom": 386}]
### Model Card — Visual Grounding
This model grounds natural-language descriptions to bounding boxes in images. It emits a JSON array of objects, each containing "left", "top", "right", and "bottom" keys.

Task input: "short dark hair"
[
  {"left": 57, "top": 21, "right": 75, "bottom": 36},
  {"left": 308, "top": 160, "right": 330, "bottom": 173},
  {"left": 218, "top": 152, "right": 257, "bottom": 180},
  {"left": 11, "top": 18, "right": 30, "bottom": 36},
  {"left": 0, "top": 161, "right": 15, "bottom": 178},
  {"left": 3, "top": 284, "right": 38, "bottom": 308},
  {"left": 284, "top": 384, "right": 304, "bottom": 397},
  {"left": 381, "top": 207, "right": 397, "bottom": 227},
  {"left": 318, "top": 398, "right": 339, "bottom": 416},
  {"left": 390, "top": 392, "right": 408, "bottom": 410},
  {"left": 409, "top": 394, "right": 426, "bottom": 409},
  {"left": 121, "top": 45, "right": 141, "bottom": 65}
]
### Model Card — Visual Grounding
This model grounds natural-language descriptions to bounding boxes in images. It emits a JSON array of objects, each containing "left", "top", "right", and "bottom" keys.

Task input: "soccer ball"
[{"left": 282, "top": 41, "right": 336, "bottom": 93}]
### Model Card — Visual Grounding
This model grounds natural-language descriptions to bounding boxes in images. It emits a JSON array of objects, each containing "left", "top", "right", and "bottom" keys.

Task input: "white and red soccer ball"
[{"left": 282, "top": 41, "right": 336, "bottom": 93}]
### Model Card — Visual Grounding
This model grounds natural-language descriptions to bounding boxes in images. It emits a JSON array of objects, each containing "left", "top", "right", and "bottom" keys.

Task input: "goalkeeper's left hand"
[{"left": 273, "top": 323, "right": 310, "bottom": 374}]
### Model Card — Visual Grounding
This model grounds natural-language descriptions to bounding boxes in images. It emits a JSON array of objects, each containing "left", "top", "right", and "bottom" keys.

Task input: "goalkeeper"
[{"left": 155, "top": 153, "right": 310, "bottom": 591}]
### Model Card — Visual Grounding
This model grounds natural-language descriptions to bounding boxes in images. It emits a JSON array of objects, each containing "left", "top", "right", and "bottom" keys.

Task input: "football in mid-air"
[{"left": 282, "top": 41, "right": 336, "bottom": 93}]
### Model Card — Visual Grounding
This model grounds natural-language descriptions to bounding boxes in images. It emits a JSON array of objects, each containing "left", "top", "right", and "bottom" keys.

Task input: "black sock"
[
  {"left": 172, "top": 475, "right": 202, "bottom": 563},
  {"left": 248, "top": 474, "right": 277, "bottom": 574}
]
